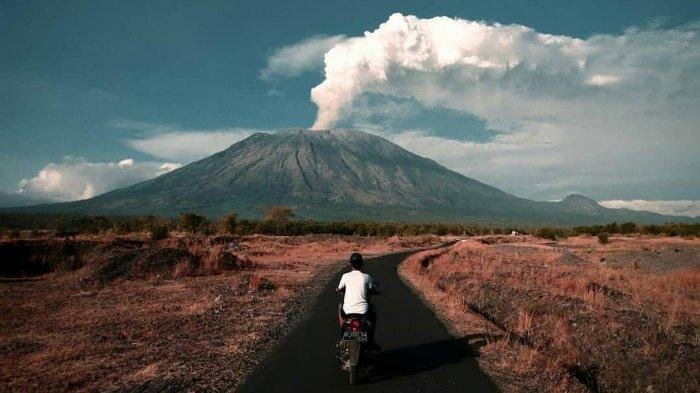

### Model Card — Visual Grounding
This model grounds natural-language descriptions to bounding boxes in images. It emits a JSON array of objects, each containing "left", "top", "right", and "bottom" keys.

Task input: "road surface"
[{"left": 238, "top": 249, "right": 498, "bottom": 392}]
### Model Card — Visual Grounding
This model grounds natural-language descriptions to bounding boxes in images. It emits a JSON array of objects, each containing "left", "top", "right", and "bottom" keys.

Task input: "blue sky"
[{"left": 2, "top": 0, "right": 699, "bottom": 216}]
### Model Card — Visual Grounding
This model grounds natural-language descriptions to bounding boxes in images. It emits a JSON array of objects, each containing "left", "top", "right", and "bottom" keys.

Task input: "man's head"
[{"left": 349, "top": 253, "right": 364, "bottom": 270}]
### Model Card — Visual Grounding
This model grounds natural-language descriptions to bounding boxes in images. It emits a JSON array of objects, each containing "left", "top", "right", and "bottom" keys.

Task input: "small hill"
[{"left": 558, "top": 194, "right": 602, "bottom": 214}]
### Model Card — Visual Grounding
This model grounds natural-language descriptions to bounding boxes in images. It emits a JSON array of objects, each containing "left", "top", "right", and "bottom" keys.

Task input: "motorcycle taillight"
[{"left": 348, "top": 319, "right": 363, "bottom": 331}]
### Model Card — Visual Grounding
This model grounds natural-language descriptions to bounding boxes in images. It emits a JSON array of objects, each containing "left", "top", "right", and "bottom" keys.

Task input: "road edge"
[
  {"left": 396, "top": 243, "right": 465, "bottom": 338},
  {"left": 233, "top": 243, "right": 448, "bottom": 391},
  {"left": 396, "top": 243, "right": 515, "bottom": 392}
]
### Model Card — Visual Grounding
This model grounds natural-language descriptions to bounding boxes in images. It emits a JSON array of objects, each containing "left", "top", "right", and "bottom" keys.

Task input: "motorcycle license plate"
[{"left": 343, "top": 331, "right": 368, "bottom": 342}]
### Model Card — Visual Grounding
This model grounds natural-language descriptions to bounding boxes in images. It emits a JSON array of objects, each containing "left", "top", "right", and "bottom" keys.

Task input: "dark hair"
[{"left": 349, "top": 253, "right": 364, "bottom": 269}]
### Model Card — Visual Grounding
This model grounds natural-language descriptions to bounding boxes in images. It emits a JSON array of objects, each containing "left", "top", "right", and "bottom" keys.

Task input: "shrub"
[
  {"left": 149, "top": 225, "right": 169, "bottom": 241},
  {"left": 200, "top": 245, "right": 237, "bottom": 274},
  {"left": 264, "top": 206, "right": 295, "bottom": 227},
  {"left": 180, "top": 212, "right": 208, "bottom": 233},
  {"left": 604, "top": 222, "right": 619, "bottom": 234},
  {"left": 620, "top": 222, "right": 638, "bottom": 234},
  {"left": 597, "top": 233, "right": 609, "bottom": 244},
  {"left": 218, "top": 213, "right": 238, "bottom": 234},
  {"left": 535, "top": 227, "right": 560, "bottom": 241},
  {"left": 641, "top": 225, "right": 662, "bottom": 236}
]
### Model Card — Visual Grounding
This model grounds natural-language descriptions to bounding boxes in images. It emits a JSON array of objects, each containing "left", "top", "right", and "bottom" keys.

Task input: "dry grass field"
[
  {"left": 400, "top": 235, "right": 699, "bottom": 392},
  {"left": 0, "top": 233, "right": 442, "bottom": 392}
]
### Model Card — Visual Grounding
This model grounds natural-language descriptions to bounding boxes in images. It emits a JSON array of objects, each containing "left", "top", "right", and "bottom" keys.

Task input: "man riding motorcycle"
[{"left": 336, "top": 253, "right": 380, "bottom": 347}]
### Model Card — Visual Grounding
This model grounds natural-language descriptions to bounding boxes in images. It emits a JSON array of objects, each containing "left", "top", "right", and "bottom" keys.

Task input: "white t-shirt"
[{"left": 337, "top": 270, "right": 376, "bottom": 314}]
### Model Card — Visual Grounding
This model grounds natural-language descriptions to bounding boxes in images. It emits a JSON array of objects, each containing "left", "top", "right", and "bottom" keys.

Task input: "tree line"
[
  {"left": 0, "top": 207, "right": 697, "bottom": 239},
  {"left": 534, "top": 221, "right": 699, "bottom": 240}
]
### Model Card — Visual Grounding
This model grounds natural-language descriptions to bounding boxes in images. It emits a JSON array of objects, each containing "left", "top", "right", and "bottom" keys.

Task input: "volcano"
[{"left": 12, "top": 129, "right": 689, "bottom": 225}]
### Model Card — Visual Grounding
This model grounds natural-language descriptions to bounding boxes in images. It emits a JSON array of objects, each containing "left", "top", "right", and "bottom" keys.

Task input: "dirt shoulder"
[
  {"left": 399, "top": 235, "right": 699, "bottom": 393},
  {"left": 0, "top": 234, "right": 443, "bottom": 392}
]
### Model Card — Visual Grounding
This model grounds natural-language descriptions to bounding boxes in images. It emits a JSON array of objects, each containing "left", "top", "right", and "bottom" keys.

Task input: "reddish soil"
[
  {"left": 0, "top": 233, "right": 442, "bottom": 392},
  {"left": 400, "top": 235, "right": 699, "bottom": 393}
]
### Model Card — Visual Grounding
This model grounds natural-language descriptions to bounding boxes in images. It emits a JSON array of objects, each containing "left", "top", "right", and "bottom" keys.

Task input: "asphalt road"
[{"left": 238, "top": 249, "right": 499, "bottom": 393}]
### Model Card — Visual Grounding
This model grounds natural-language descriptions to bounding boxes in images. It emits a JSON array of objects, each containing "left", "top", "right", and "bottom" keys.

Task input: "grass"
[
  {"left": 400, "top": 235, "right": 699, "bottom": 392},
  {"left": 0, "top": 233, "right": 443, "bottom": 392}
]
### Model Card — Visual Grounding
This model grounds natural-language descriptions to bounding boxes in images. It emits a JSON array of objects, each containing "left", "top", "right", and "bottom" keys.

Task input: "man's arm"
[{"left": 335, "top": 274, "right": 346, "bottom": 293}]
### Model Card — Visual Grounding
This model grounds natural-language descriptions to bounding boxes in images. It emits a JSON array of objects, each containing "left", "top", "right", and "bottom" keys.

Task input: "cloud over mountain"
[
  {"left": 12, "top": 129, "right": 695, "bottom": 224},
  {"left": 114, "top": 120, "right": 261, "bottom": 162},
  {"left": 286, "top": 13, "right": 699, "bottom": 200},
  {"left": 19, "top": 157, "right": 180, "bottom": 202},
  {"left": 261, "top": 35, "right": 346, "bottom": 80},
  {"left": 599, "top": 199, "right": 700, "bottom": 218},
  {"left": 127, "top": 130, "right": 256, "bottom": 162},
  {"left": 310, "top": 13, "right": 700, "bottom": 132}
]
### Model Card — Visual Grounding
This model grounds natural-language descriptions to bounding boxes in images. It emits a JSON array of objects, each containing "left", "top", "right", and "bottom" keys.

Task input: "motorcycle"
[
  {"left": 336, "top": 314, "right": 373, "bottom": 384},
  {"left": 335, "top": 287, "right": 380, "bottom": 384}
]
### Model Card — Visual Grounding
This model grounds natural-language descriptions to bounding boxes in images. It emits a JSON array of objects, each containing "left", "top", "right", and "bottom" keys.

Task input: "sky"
[{"left": 1, "top": 0, "right": 699, "bottom": 216}]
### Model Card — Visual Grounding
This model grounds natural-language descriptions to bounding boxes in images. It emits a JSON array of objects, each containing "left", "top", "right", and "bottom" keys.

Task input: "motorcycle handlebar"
[{"left": 335, "top": 287, "right": 381, "bottom": 295}]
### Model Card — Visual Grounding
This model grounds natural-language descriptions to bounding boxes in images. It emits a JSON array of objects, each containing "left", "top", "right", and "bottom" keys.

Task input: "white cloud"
[
  {"left": 261, "top": 35, "right": 346, "bottom": 79},
  {"left": 19, "top": 157, "right": 181, "bottom": 202},
  {"left": 113, "top": 120, "right": 261, "bottom": 162},
  {"left": 310, "top": 13, "right": 700, "bottom": 131},
  {"left": 301, "top": 13, "right": 699, "bottom": 200},
  {"left": 357, "top": 126, "right": 694, "bottom": 202},
  {"left": 599, "top": 200, "right": 700, "bottom": 217},
  {"left": 375, "top": 128, "right": 563, "bottom": 196},
  {"left": 586, "top": 74, "right": 621, "bottom": 86},
  {"left": 127, "top": 130, "right": 256, "bottom": 162},
  {"left": 17, "top": 118, "right": 244, "bottom": 202}
]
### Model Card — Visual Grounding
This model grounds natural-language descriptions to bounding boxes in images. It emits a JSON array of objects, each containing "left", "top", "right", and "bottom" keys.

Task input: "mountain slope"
[{"left": 9, "top": 129, "right": 694, "bottom": 225}]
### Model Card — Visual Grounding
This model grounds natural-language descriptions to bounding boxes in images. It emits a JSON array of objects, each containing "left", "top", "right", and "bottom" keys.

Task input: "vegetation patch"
[
  {"left": 400, "top": 235, "right": 699, "bottom": 392},
  {"left": 0, "top": 232, "right": 443, "bottom": 392}
]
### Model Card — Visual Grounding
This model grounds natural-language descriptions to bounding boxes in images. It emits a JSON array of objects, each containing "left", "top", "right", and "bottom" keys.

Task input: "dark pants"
[{"left": 339, "top": 303, "right": 377, "bottom": 344}]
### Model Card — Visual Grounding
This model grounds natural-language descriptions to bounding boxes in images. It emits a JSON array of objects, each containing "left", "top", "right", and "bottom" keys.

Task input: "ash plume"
[{"left": 309, "top": 13, "right": 699, "bottom": 131}]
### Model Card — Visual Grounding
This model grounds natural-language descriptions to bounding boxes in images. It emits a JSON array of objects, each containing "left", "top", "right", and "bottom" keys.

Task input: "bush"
[
  {"left": 180, "top": 212, "right": 208, "bottom": 233},
  {"left": 200, "top": 245, "right": 238, "bottom": 274},
  {"left": 641, "top": 225, "right": 662, "bottom": 236},
  {"left": 604, "top": 222, "right": 619, "bottom": 234},
  {"left": 149, "top": 225, "right": 169, "bottom": 241},
  {"left": 597, "top": 233, "right": 609, "bottom": 244},
  {"left": 535, "top": 227, "right": 563, "bottom": 241},
  {"left": 620, "top": 222, "right": 637, "bottom": 234},
  {"left": 218, "top": 213, "right": 238, "bottom": 234},
  {"left": 264, "top": 206, "right": 295, "bottom": 229}
]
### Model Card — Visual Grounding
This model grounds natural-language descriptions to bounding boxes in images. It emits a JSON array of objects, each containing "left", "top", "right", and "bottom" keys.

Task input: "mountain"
[{"left": 7, "top": 129, "right": 694, "bottom": 225}]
